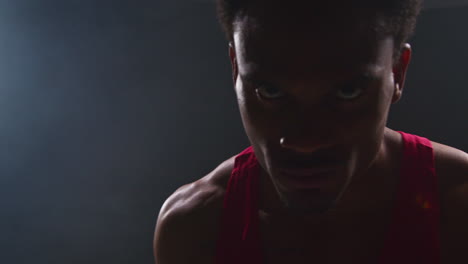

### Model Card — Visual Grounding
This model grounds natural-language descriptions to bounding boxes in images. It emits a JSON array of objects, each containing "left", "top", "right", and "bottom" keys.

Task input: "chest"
[
  {"left": 202, "top": 187, "right": 456, "bottom": 264},
  {"left": 258, "top": 208, "right": 394, "bottom": 264}
]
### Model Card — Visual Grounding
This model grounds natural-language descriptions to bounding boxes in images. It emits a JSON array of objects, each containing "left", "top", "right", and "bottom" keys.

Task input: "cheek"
[
  {"left": 236, "top": 83, "right": 268, "bottom": 139},
  {"left": 236, "top": 82, "right": 267, "bottom": 124},
  {"left": 372, "top": 83, "right": 395, "bottom": 124},
  {"left": 333, "top": 91, "right": 390, "bottom": 141}
]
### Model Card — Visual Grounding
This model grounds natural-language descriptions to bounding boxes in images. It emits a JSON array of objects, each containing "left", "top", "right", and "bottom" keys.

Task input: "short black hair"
[{"left": 215, "top": 0, "right": 424, "bottom": 61}]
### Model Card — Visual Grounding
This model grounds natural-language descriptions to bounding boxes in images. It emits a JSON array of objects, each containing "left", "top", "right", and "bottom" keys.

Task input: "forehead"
[{"left": 233, "top": 7, "right": 393, "bottom": 79}]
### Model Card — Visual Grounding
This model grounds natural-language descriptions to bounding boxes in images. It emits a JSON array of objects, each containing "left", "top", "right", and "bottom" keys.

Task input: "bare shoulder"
[
  {"left": 430, "top": 140, "right": 468, "bottom": 263},
  {"left": 159, "top": 155, "right": 235, "bottom": 218},
  {"left": 431, "top": 140, "right": 468, "bottom": 210},
  {"left": 153, "top": 155, "right": 236, "bottom": 263},
  {"left": 198, "top": 155, "right": 237, "bottom": 192},
  {"left": 178, "top": 154, "right": 236, "bottom": 214},
  {"left": 431, "top": 140, "right": 468, "bottom": 191}
]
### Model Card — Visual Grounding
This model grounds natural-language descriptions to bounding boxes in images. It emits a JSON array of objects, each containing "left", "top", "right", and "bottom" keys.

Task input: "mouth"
[
  {"left": 271, "top": 148, "right": 348, "bottom": 190},
  {"left": 277, "top": 166, "right": 340, "bottom": 190}
]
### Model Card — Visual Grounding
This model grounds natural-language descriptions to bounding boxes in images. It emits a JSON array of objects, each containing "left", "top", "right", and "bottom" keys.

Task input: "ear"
[
  {"left": 228, "top": 42, "right": 238, "bottom": 86},
  {"left": 391, "top": 43, "right": 412, "bottom": 104}
]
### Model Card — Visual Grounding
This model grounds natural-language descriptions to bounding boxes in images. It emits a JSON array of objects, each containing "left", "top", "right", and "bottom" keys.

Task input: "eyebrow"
[
  {"left": 240, "top": 69, "right": 381, "bottom": 86},
  {"left": 352, "top": 71, "right": 381, "bottom": 82},
  {"left": 239, "top": 72, "right": 261, "bottom": 83}
]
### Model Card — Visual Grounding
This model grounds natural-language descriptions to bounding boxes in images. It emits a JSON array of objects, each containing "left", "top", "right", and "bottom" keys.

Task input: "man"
[{"left": 154, "top": 0, "right": 468, "bottom": 263}]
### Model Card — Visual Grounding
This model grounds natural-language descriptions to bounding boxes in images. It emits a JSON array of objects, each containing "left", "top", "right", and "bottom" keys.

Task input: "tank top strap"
[
  {"left": 214, "top": 146, "right": 263, "bottom": 264},
  {"left": 378, "top": 131, "right": 441, "bottom": 264}
]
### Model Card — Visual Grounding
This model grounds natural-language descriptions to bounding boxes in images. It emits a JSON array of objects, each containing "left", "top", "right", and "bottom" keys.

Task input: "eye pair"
[{"left": 256, "top": 84, "right": 364, "bottom": 101}]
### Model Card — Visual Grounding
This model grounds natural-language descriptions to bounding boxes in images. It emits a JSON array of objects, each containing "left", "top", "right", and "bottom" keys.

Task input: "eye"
[
  {"left": 335, "top": 85, "right": 364, "bottom": 101},
  {"left": 256, "top": 85, "right": 286, "bottom": 100}
]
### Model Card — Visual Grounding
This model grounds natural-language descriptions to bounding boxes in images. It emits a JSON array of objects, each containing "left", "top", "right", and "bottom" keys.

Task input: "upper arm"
[
  {"left": 152, "top": 182, "right": 193, "bottom": 263},
  {"left": 153, "top": 206, "right": 193, "bottom": 264},
  {"left": 153, "top": 182, "right": 222, "bottom": 264},
  {"left": 435, "top": 144, "right": 468, "bottom": 263}
]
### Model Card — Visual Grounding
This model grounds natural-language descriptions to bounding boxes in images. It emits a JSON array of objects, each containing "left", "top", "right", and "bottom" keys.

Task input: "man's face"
[{"left": 229, "top": 6, "right": 408, "bottom": 217}]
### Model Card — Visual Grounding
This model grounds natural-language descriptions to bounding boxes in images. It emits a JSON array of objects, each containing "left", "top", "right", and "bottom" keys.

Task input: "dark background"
[{"left": 0, "top": 1, "right": 466, "bottom": 263}]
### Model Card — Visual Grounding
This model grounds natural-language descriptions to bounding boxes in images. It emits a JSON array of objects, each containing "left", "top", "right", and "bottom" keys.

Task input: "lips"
[
  {"left": 277, "top": 166, "right": 341, "bottom": 189},
  {"left": 272, "top": 148, "right": 346, "bottom": 188}
]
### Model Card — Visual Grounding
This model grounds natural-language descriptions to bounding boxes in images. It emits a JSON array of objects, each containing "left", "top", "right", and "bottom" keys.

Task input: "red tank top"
[{"left": 213, "top": 131, "right": 441, "bottom": 264}]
